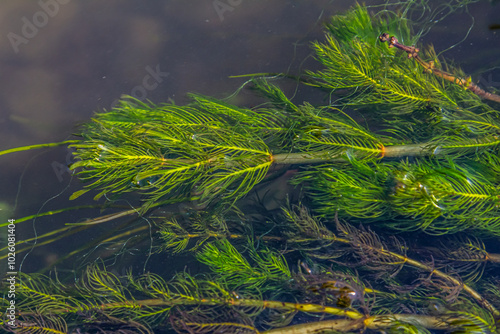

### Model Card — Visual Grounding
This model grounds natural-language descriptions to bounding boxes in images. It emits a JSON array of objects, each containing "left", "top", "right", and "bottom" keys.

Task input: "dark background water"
[{"left": 0, "top": 1, "right": 499, "bottom": 274}]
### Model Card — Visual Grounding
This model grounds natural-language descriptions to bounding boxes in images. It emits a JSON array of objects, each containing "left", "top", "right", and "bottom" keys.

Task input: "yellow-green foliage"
[{"left": 4, "top": 2, "right": 500, "bottom": 334}]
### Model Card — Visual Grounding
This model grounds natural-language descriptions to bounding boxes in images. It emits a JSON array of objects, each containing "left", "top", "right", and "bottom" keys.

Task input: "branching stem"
[
  {"left": 379, "top": 33, "right": 500, "bottom": 103},
  {"left": 262, "top": 314, "right": 469, "bottom": 333},
  {"left": 271, "top": 143, "right": 434, "bottom": 165}
]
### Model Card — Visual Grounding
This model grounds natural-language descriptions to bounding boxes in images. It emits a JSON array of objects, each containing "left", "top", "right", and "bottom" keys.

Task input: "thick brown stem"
[{"left": 379, "top": 33, "right": 500, "bottom": 103}]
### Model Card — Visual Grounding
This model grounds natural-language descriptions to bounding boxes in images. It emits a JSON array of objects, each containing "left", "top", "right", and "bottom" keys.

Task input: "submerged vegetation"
[{"left": 3, "top": 1, "right": 500, "bottom": 333}]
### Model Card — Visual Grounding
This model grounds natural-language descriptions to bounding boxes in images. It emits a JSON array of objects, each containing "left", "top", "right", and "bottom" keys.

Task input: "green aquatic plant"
[
  {"left": 56, "top": 5, "right": 500, "bottom": 236},
  {"left": 295, "top": 157, "right": 500, "bottom": 235},
  {"left": 4, "top": 207, "right": 500, "bottom": 333},
  {"left": 68, "top": 95, "right": 278, "bottom": 210},
  {"left": 3, "top": 1, "right": 500, "bottom": 333}
]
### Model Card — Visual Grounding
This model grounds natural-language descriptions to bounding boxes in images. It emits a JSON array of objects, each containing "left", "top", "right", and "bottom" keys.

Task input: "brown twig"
[{"left": 379, "top": 33, "right": 500, "bottom": 104}]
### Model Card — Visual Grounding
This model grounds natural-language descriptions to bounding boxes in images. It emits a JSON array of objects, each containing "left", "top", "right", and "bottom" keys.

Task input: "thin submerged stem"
[{"left": 271, "top": 143, "right": 435, "bottom": 165}]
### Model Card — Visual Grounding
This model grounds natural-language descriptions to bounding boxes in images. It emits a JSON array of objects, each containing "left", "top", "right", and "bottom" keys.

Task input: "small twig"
[{"left": 379, "top": 33, "right": 500, "bottom": 104}]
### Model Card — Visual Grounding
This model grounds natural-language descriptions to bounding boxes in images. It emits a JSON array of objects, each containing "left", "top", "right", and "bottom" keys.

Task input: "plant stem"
[
  {"left": 15, "top": 296, "right": 364, "bottom": 322},
  {"left": 262, "top": 314, "right": 468, "bottom": 333},
  {"left": 0, "top": 140, "right": 80, "bottom": 157},
  {"left": 379, "top": 33, "right": 500, "bottom": 104}
]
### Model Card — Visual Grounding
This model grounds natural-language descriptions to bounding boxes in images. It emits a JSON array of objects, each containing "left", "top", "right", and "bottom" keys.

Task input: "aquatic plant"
[{"left": 2, "top": 1, "right": 500, "bottom": 333}]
